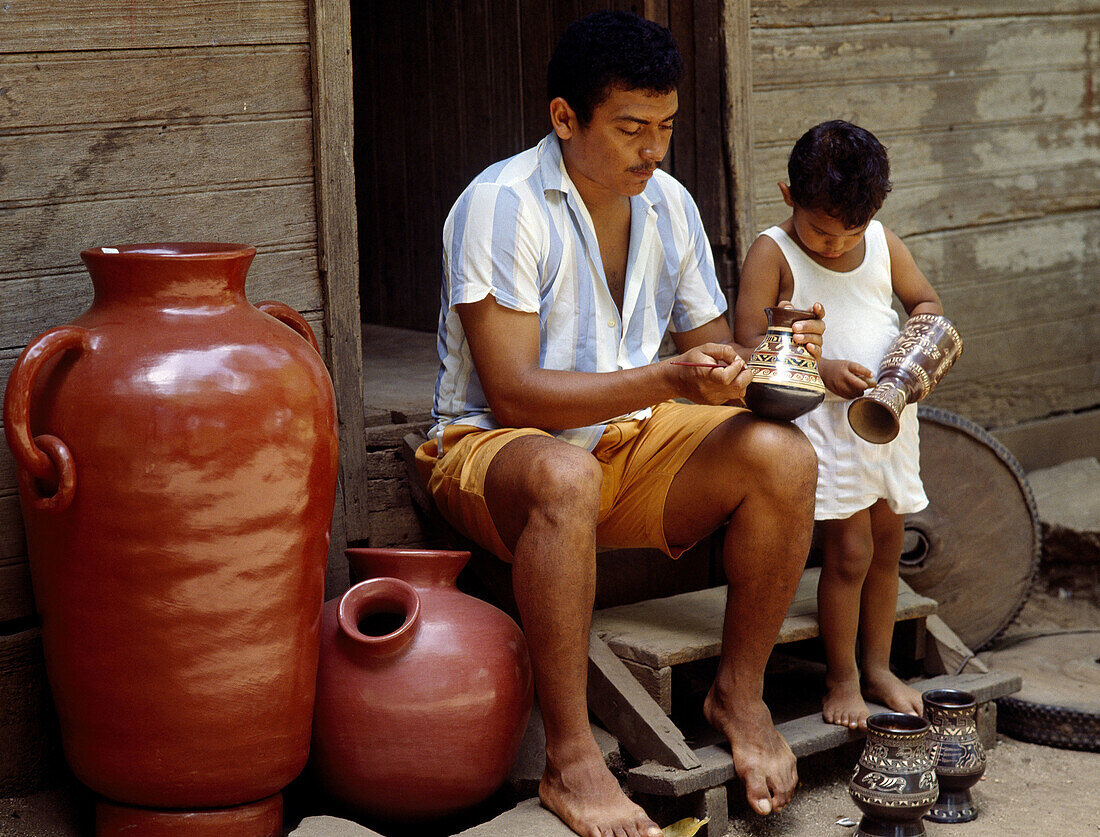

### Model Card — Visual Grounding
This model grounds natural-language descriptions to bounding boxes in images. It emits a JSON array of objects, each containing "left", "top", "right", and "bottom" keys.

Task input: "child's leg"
[
  {"left": 817, "top": 509, "right": 875, "bottom": 729},
  {"left": 858, "top": 499, "right": 924, "bottom": 717}
]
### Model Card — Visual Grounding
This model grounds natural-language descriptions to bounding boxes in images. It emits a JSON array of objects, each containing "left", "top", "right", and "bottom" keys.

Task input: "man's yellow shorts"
[{"left": 414, "top": 400, "right": 745, "bottom": 562}]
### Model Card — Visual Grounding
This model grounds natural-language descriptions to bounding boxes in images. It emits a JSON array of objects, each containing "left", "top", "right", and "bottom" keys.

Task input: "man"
[{"left": 415, "top": 11, "right": 823, "bottom": 837}]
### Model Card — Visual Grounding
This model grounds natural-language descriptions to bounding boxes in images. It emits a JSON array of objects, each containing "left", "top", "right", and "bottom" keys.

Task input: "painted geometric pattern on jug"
[
  {"left": 879, "top": 356, "right": 935, "bottom": 397},
  {"left": 926, "top": 707, "right": 979, "bottom": 733},
  {"left": 930, "top": 739, "right": 986, "bottom": 775},
  {"left": 861, "top": 384, "right": 908, "bottom": 416},
  {"left": 850, "top": 771, "right": 939, "bottom": 808},
  {"left": 749, "top": 364, "right": 825, "bottom": 393},
  {"left": 860, "top": 744, "right": 934, "bottom": 774}
]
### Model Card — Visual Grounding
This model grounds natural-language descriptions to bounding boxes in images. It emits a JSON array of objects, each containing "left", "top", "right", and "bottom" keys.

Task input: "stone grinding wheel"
[
  {"left": 900, "top": 406, "right": 1042, "bottom": 651},
  {"left": 984, "top": 630, "right": 1100, "bottom": 751}
]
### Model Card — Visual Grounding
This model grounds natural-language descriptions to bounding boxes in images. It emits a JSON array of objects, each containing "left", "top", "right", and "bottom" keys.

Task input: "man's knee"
[
  {"left": 522, "top": 442, "right": 603, "bottom": 520},
  {"left": 740, "top": 419, "right": 818, "bottom": 495}
]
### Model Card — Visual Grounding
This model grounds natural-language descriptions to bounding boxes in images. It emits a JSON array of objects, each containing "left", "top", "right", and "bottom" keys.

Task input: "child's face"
[
  {"left": 790, "top": 204, "right": 868, "bottom": 260},
  {"left": 780, "top": 183, "right": 869, "bottom": 261}
]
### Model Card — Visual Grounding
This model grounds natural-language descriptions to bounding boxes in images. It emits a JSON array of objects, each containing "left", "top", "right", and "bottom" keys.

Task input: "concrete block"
[
  {"left": 288, "top": 815, "right": 386, "bottom": 837},
  {"left": 453, "top": 797, "right": 574, "bottom": 836},
  {"left": 1027, "top": 457, "right": 1100, "bottom": 536}
]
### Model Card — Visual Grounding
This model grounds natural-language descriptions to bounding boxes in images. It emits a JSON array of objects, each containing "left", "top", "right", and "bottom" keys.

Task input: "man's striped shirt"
[{"left": 431, "top": 132, "right": 726, "bottom": 450}]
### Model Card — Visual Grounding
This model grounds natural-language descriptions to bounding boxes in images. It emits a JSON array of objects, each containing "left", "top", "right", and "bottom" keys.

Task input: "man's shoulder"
[
  {"left": 466, "top": 140, "right": 546, "bottom": 192},
  {"left": 647, "top": 168, "right": 699, "bottom": 216}
]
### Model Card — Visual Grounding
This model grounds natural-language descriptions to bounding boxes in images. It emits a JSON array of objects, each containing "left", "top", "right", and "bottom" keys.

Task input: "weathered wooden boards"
[
  {"left": 733, "top": 2, "right": 1100, "bottom": 429},
  {"left": 587, "top": 632, "right": 702, "bottom": 770},
  {"left": 0, "top": 628, "right": 62, "bottom": 796},
  {"left": 0, "top": 1, "right": 308, "bottom": 50},
  {"left": 592, "top": 567, "right": 937, "bottom": 713}
]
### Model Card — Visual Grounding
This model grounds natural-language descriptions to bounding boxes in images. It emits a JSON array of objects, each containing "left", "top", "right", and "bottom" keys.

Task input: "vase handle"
[
  {"left": 4, "top": 326, "right": 90, "bottom": 512},
  {"left": 255, "top": 300, "right": 321, "bottom": 355}
]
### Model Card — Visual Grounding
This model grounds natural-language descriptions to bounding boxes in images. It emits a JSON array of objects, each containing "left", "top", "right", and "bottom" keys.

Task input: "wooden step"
[
  {"left": 591, "top": 567, "right": 937, "bottom": 714},
  {"left": 625, "top": 669, "right": 1022, "bottom": 798},
  {"left": 593, "top": 566, "right": 936, "bottom": 670}
]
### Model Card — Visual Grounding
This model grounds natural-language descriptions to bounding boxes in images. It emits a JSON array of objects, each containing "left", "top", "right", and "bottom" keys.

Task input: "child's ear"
[{"left": 778, "top": 182, "right": 794, "bottom": 207}]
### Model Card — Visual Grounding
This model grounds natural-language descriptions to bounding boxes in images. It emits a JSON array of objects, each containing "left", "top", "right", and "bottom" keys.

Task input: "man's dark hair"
[
  {"left": 547, "top": 10, "right": 684, "bottom": 125},
  {"left": 787, "top": 120, "right": 892, "bottom": 229}
]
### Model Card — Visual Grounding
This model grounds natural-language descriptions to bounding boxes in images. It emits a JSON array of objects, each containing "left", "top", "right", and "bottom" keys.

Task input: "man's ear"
[
  {"left": 778, "top": 182, "right": 794, "bottom": 208},
  {"left": 550, "top": 97, "right": 578, "bottom": 140}
]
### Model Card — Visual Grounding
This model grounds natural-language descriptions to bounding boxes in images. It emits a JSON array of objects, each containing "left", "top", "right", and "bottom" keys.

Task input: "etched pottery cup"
[
  {"left": 744, "top": 306, "right": 826, "bottom": 421},
  {"left": 849, "top": 712, "right": 939, "bottom": 837},
  {"left": 847, "top": 314, "right": 962, "bottom": 444},
  {"left": 922, "top": 689, "right": 986, "bottom": 823}
]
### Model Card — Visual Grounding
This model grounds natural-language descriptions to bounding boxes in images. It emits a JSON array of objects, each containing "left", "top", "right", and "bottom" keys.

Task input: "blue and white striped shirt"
[{"left": 431, "top": 132, "right": 727, "bottom": 450}]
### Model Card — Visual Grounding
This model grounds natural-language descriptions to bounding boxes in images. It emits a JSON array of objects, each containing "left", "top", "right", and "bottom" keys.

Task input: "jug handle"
[
  {"left": 4, "top": 326, "right": 90, "bottom": 511},
  {"left": 255, "top": 301, "right": 321, "bottom": 355}
]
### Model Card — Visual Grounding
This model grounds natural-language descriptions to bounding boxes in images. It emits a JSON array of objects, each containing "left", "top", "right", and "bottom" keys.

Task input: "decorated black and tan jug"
[
  {"left": 923, "top": 689, "right": 986, "bottom": 823},
  {"left": 848, "top": 313, "right": 962, "bottom": 444},
  {"left": 849, "top": 712, "right": 939, "bottom": 837},
  {"left": 743, "top": 306, "right": 825, "bottom": 421}
]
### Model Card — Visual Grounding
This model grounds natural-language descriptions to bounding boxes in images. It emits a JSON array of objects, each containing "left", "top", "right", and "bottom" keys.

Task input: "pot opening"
[
  {"left": 923, "top": 689, "right": 975, "bottom": 709},
  {"left": 848, "top": 399, "right": 897, "bottom": 444},
  {"left": 868, "top": 712, "right": 929, "bottom": 734},
  {"left": 338, "top": 577, "right": 421, "bottom": 647},
  {"left": 358, "top": 609, "right": 409, "bottom": 638}
]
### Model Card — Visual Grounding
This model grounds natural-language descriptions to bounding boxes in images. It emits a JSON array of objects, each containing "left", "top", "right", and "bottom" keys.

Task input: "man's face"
[{"left": 555, "top": 86, "right": 677, "bottom": 202}]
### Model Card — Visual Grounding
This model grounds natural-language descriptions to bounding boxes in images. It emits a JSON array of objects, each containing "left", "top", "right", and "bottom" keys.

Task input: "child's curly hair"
[
  {"left": 788, "top": 120, "right": 892, "bottom": 229},
  {"left": 548, "top": 10, "right": 684, "bottom": 126}
]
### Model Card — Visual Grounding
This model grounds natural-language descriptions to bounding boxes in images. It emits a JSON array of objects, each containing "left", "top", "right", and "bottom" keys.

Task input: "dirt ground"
[{"left": 1, "top": 589, "right": 1096, "bottom": 837}]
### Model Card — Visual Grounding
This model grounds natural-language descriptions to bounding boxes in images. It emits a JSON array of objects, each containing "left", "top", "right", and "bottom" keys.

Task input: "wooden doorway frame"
[{"left": 309, "top": 0, "right": 370, "bottom": 558}]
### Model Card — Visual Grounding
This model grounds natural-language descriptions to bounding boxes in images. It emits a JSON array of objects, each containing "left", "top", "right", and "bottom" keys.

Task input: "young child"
[{"left": 734, "top": 120, "right": 944, "bottom": 730}]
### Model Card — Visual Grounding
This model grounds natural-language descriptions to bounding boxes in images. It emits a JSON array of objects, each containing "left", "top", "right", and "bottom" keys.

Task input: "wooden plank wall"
[
  {"left": 0, "top": 0, "right": 324, "bottom": 793},
  {"left": 741, "top": 1, "right": 1100, "bottom": 430},
  {"left": 354, "top": 0, "right": 731, "bottom": 331}
]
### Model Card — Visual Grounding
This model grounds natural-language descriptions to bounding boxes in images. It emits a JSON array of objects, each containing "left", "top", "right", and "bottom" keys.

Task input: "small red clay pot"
[
  {"left": 4, "top": 244, "right": 339, "bottom": 832},
  {"left": 311, "top": 548, "right": 534, "bottom": 822}
]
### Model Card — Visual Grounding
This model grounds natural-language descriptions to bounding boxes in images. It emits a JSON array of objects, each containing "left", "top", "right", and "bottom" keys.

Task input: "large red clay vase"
[
  {"left": 3, "top": 243, "right": 339, "bottom": 835},
  {"left": 311, "top": 548, "right": 534, "bottom": 822}
]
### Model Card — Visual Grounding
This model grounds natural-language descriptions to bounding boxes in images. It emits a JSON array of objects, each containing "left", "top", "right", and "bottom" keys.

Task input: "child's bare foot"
[
  {"left": 863, "top": 667, "right": 924, "bottom": 717},
  {"left": 705, "top": 685, "right": 797, "bottom": 815},
  {"left": 539, "top": 743, "right": 662, "bottom": 837},
  {"left": 822, "top": 677, "right": 870, "bottom": 730}
]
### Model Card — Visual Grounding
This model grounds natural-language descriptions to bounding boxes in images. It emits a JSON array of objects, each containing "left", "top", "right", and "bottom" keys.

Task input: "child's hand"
[
  {"left": 819, "top": 358, "right": 877, "bottom": 399},
  {"left": 777, "top": 300, "right": 826, "bottom": 359}
]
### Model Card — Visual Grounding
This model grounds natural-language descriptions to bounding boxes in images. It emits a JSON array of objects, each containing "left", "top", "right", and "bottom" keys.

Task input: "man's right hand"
[{"left": 668, "top": 342, "right": 754, "bottom": 405}]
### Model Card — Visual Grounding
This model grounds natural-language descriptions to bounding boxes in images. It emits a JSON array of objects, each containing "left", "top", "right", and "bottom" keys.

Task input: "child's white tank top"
[{"left": 759, "top": 221, "right": 928, "bottom": 519}]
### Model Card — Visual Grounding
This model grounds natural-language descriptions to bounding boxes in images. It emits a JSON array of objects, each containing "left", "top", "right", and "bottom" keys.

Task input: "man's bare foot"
[
  {"left": 539, "top": 745, "right": 662, "bottom": 837},
  {"left": 704, "top": 686, "right": 797, "bottom": 815},
  {"left": 863, "top": 667, "right": 924, "bottom": 718},
  {"left": 822, "top": 677, "right": 870, "bottom": 730}
]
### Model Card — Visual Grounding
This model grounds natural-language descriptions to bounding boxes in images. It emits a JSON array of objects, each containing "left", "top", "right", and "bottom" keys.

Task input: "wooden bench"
[{"left": 592, "top": 567, "right": 937, "bottom": 715}]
